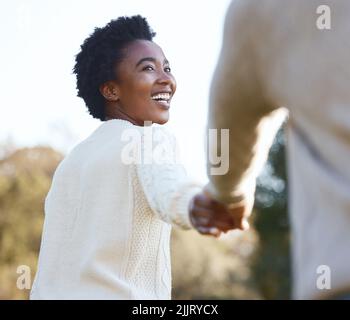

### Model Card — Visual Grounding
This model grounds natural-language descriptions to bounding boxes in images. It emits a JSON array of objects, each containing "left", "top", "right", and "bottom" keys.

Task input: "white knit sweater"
[{"left": 30, "top": 119, "right": 201, "bottom": 300}]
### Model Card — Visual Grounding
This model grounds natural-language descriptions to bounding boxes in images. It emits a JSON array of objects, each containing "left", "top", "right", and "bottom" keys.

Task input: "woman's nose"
[{"left": 157, "top": 71, "right": 175, "bottom": 86}]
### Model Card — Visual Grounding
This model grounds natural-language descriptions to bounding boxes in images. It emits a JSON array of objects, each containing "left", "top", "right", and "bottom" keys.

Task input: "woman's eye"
[
  {"left": 143, "top": 65, "right": 154, "bottom": 71},
  {"left": 164, "top": 66, "right": 171, "bottom": 72}
]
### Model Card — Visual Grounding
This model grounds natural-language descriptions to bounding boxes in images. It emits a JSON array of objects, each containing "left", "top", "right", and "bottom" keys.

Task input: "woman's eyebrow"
[{"left": 135, "top": 57, "right": 170, "bottom": 68}]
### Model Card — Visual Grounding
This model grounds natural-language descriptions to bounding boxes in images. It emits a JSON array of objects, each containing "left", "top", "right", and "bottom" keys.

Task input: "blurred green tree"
[{"left": 251, "top": 126, "right": 291, "bottom": 299}]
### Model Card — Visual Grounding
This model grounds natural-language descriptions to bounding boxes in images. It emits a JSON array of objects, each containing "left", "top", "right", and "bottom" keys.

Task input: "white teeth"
[{"left": 151, "top": 93, "right": 171, "bottom": 101}]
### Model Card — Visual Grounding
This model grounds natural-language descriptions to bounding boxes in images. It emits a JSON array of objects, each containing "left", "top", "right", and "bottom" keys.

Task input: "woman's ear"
[{"left": 99, "top": 81, "right": 119, "bottom": 102}]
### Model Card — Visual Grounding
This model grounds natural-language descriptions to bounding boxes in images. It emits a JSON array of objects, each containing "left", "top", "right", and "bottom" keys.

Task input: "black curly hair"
[{"left": 73, "top": 15, "right": 156, "bottom": 121}]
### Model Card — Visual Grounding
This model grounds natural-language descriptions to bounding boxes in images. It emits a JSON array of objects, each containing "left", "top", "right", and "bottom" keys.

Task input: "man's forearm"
[
  {"left": 206, "top": 97, "right": 287, "bottom": 204},
  {"left": 206, "top": 0, "right": 287, "bottom": 204}
]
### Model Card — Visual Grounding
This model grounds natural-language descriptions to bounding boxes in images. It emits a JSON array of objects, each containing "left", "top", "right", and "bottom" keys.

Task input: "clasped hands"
[{"left": 189, "top": 191, "right": 252, "bottom": 237}]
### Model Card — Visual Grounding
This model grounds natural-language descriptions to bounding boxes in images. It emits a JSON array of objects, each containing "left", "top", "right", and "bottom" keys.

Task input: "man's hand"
[{"left": 189, "top": 191, "right": 251, "bottom": 237}]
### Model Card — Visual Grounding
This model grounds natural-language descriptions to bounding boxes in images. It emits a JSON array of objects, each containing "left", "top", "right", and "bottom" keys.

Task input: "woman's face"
[{"left": 106, "top": 40, "right": 176, "bottom": 125}]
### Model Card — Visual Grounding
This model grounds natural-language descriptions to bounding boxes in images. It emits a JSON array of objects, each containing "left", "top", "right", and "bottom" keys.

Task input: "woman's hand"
[{"left": 189, "top": 191, "right": 250, "bottom": 237}]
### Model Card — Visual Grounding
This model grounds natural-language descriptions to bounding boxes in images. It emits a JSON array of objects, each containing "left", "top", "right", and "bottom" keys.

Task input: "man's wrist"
[{"left": 203, "top": 183, "right": 246, "bottom": 205}]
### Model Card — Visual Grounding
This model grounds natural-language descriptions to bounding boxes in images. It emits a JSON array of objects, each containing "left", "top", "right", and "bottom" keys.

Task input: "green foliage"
[{"left": 251, "top": 127, "right": 291, "bottom": 299}]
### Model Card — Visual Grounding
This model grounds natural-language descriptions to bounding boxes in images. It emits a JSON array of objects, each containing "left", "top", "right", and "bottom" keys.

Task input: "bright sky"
[{"left": 0, "top": 0, "right": 232, "bottom": 183}]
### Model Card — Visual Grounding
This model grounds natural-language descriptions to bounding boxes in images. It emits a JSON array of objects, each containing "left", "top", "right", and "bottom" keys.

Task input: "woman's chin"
[{"left": 154, "top": 111, "right": 169, "bottom": 125}]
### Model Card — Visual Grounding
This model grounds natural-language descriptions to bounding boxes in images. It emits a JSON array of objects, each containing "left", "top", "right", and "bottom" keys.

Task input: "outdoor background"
[{"left": 0, "top": 0, "right": 291, "bottom": 299}]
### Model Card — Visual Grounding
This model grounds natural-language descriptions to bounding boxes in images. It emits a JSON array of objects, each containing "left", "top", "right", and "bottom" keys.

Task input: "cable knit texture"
[{"left": 30, "top": 119, "right": 201, "bottom": 300}]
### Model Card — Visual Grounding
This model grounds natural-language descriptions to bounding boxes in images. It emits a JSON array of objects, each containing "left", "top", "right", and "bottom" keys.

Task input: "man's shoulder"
[{"left": 225, "top": 0, "right": 281, "bottom": 31}]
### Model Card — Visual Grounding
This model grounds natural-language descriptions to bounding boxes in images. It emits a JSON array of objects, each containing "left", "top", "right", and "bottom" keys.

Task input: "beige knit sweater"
[
  {"left": 30, "top": 119, "right": 201, "bottom": 299},
  {"left": 206, "top": 0, "right": 350, "bottom": 299}
]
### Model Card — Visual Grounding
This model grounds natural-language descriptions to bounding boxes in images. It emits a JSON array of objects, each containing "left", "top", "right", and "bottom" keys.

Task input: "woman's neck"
[{"left": 105, "top": 105, "right": 143, "bottom": 126}]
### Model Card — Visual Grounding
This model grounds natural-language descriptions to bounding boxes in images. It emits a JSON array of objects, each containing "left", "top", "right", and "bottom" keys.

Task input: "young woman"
[{"left": 30, "top": 15, "right": 240, "bottom": 300}]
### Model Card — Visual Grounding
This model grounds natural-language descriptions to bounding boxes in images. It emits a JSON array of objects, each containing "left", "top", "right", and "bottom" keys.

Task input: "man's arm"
[{"left": 206, "top": 0, "right": 287, "bottom": 206}]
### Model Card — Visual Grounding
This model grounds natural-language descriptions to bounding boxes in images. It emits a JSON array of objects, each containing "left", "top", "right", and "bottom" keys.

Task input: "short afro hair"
[{"left": 73, "top": 15, "right": 156, "bottom": 121}]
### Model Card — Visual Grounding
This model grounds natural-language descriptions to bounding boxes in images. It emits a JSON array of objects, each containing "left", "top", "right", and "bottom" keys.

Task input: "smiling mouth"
[{"left": 151, "top": 92, "right": 171, "bottom": 109}]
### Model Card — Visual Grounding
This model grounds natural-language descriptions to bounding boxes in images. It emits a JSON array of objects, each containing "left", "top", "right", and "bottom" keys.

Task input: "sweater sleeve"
[
  {"left": 135, "top": 127, "right": 202, "bottom": 229},
  {"left": 206, "top": 0, "right": 288, "bottom": 204}
]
